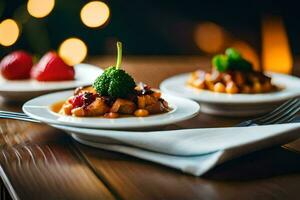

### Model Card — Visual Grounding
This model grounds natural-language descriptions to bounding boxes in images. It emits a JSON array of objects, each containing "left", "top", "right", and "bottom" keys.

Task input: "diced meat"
[
  {"left": 71, "top": 97, "right": 110, "bottom": 117},
  {"left": 137, "top": 95, "right": 157, "bottom": 109},
  {"left": 85, "top": 97, "right": 110, "bottom": 116},
  {"left": 71, "top": 107, "right": 86, "bottom": 117},
  {"left": 59, "top": 86, "right": 170, "bottom": 117},
  {"left": 137, "top": 94, "right": 169, "bottom": 114},
  {"left": 145, "top": 101, "right": 168, "bottom": 114},
  {"left": 59, "top": 103, "right": 73, "bottom": 115},
  {"left": 110, "top": 99, "right": 136, "bottom": 114}
]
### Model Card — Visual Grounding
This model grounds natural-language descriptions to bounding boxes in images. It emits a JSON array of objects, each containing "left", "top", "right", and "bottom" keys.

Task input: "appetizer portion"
[
  {"left": 187, "top": 48, "right": 278, "bottom": 94},
  {"left": 0, "top": 50, "right": 75, "bottom": 81},
  {"left": 58, "top": 42, "right": 170, "bottom": 118},
  {"left": 31, "top": 51, "right": 75, "bottom": 81},
  {"left": 0, "top": 51, "right": 33, "bottom": 80}
]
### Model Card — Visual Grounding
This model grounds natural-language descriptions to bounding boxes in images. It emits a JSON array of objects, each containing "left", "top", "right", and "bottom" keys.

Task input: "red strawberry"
[
  {"left": 0, "top": 51, "right": 33, "bottom": 80},
  {"left": 31, "top": 51, "right": 75, "bottom": 81}
]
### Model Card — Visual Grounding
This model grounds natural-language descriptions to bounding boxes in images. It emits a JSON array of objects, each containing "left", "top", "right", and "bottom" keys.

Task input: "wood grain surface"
[{"left": 0, "top": 56, "right": 300, "bottom": 200}]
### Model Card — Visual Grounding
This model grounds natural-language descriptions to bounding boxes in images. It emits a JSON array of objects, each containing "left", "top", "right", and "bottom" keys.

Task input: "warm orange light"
[
  {"left": 58, "top": 38, "right": 88, "bottom": 66},
  {"left": 80, "top": 1, "right": 110, "bottom": 28},
  {"left": 194, "top": 22, "right": 226, "bottom": 54},
  {"left": 231, "top": 41, "right": 260, "bottom": 71},
  {"left": 0, "top": 19, "right": 20, "bottom": 46},
  {"left": 262, "top": 16, "right": 293, "bottom": 74},
  {"left": 27, "top": 0, "right": 55, "bottom": 18}
]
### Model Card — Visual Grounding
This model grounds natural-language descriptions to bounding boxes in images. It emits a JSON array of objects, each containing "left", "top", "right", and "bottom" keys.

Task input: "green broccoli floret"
[
  {"left": 93, "top": 66, "right": 116, "bottom": 96},
  {"left": 108, "top": 69, "right": 136, "bottom": 98},
  {"left": 93, "top": 42, "right": 136, "bottom": 98},
  {"left": 93, "top": 71, "right": 110, "bottom": 96},
  {"left": 212, "top": 47, "right": 253, "bottom": 72},
  {"left": 212, "top": 54, "right": 229, "bottom": 72},
  {"left": 225, "top": 48, "right": 241, "bottom": 60}
]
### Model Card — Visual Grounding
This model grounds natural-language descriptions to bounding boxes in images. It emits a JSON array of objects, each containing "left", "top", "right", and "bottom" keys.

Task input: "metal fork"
[
  {"left": 235, "top": 98, "right": 300, "bottom": 127},
  {"left": 0, "top": 98, "right": 300, "bottom": 127},
  {"left": 0, "top": 111, "right": 39, "bottom": 123}
]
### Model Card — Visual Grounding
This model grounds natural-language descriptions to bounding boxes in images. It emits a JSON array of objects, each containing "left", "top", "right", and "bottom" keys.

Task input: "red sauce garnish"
[{"left": 71, "top": 92, "right": 96, "bottom": 109}]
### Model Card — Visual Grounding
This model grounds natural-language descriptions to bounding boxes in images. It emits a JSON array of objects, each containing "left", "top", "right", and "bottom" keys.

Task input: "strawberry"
[
  {"left": 0, "top": 51, "right": 33, "bottom": 80},
  {"left": 31, "top": 51, "right": 75, "bottom": 81}
]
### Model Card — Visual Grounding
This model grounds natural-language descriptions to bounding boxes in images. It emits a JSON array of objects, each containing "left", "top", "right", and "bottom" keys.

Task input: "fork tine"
[
  {"left": 272, "top": 104, "right": 300, "bottom": 124},
  {"left": 259, "top": 99, "right": 299, "bottom": 121},
  {"left": 258, "top": 100, "right": 300, "bottom": 125},
  {"left": 256, "top": 99, "right": 300, "bottom": 123},
  {"left": 253, "top": 98, "right": 298, "bottom": 122},
  {"left": 259, "top": 100, "right": 300, "bottom": 124},
  {"left": 284, "top": 115, "right": 300, "bottom": 123}
]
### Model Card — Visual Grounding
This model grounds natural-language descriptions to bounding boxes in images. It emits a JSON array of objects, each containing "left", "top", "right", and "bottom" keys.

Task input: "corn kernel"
[
  {"left": 134, "top": 109, "right": 149, "bottom": 117},
  {"left": 213, "top": 82, "right": 226, "bottom": 93},
  {"left": 226, "top": 82, "right": 239, "bottom": 94}
]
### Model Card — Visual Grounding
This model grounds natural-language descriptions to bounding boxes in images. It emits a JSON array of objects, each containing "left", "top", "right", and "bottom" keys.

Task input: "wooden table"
[{"left": 1, "top": 56, "right": 300, "bottom": 200}]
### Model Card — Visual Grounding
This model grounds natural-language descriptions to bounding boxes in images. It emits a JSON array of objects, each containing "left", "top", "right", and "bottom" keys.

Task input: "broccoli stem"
[{"left": 115, "top": 42, "right": 122, "bottom": 69}]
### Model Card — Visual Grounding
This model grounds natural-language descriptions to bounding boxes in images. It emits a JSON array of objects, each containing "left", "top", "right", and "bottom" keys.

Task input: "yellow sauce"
[{"left": 51, "top": 101, "right": 65, "bottom": 113}]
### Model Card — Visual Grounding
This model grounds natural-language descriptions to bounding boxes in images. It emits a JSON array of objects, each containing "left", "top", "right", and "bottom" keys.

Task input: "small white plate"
[
  {"left": 0, "top": 63, "right": 103, "bottom": 101},
  {"left": 160, "top": 72, "right": 300, "bottom": 116},
  {"left": 23, "top": 90, "right": 200, "bottom": 130}
]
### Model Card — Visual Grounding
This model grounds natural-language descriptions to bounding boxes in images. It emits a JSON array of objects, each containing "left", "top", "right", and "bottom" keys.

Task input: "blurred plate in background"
[
  {"left": 0, "top": 63, "right": 103, "bottom": 101},
  {"left": 160, "top": 72, "right": 300, "bottom": 116}
]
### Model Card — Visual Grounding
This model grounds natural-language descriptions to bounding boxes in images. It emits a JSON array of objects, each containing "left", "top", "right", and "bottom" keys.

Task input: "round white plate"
[
  {"left": 0, "top": 63, "right": 103, "bottom": 101},
  {"left": 23, "top": 90, "right": 200, "bottom": 130},
  {"left": 160, "top": 72, "right": 300, "bottom": 104},
  {"left": 160, "top": 72, "right": 300, "bottom": 116}
]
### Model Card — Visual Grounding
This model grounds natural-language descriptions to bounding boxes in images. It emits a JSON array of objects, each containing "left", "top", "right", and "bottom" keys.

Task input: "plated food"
[
  {"left": 0, "top": 50, "right": 101, "bottom": 101},
  {"left": 23, "top": 90, "right": 200, "bottom": 129},
  {"left": 23, "top": 42, "right": 199, "bottom": 129},
  {"left": 160, "top": 48, "right": 300, "bottom": 116},
  {"left": 0, "top": 63, "right": 101, "bottom": 101},
  {"left": 0, "top": 50, "right": 75, "bottom": 81},
  {"left": 0, "top": 51, "right": 33, "bottom": 80},
  {"left": 187, "top": 48, "right": 278, "bottom": 94},
  {"left": 31, "top": 51, "right": 75, "bottom": 81},
  {"left": 57, "top": 42, "right": 170, "bottom": 118}
]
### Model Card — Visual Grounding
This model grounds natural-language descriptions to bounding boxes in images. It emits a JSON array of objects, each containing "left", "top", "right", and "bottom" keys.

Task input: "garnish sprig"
[
  {"left": 115, "top": 42, "right": 122, "bottom": 69},
  {"left": 93, "top": 42, "right": 136, "bottom": 98}
]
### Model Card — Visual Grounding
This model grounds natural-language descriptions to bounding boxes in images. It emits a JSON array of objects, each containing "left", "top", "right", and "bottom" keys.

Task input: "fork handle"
[
  {"left": 234, "top": 120, "right": 257, "bottom": 127},
  {"left": 0, "top": 115, "right": 40, "bottom": 123}
]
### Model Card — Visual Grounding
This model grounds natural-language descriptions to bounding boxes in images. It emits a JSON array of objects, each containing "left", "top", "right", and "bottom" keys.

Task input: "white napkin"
[{"left": 54, "top": 123, "right": 300, "bottom": 176}]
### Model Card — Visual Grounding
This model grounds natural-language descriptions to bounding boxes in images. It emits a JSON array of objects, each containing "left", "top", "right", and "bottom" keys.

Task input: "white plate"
[
  {"left": 23, "top": 90, "right": 200, "bottom": 130},
  {"left": 160, "top": 72, "right": 300, "bottom": 116},
  {"left": 0, "top": 63, "right": 103, "bottom": 101}
]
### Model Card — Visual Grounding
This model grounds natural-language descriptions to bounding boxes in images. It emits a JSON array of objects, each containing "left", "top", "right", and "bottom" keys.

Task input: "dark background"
[{"left": 0, "top": 0, "right": 299, "bottom": 56}]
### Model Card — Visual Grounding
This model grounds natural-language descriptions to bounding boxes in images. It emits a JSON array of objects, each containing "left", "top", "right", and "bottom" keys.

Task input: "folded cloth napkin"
[
  {"left": 54, "top": 123, "right": 300, "bottom": 176},
  {"left": 73, "top": 136, "right": 225, "bottom": 176}
]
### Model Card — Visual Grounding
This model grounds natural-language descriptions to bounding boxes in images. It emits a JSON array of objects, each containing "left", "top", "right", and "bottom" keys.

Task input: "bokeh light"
[
  {"left": 80, "top": 1, "right": 110, "bottom": 28},
  {"left": 231, "top": 41, "right": 260, "bottom": 71},
  {"left": 27, "top": 0, "right": 55, "bottom": 18},
  {"left": 262, "top": 16, "right": 292, "bottom": 74},
  {"left": 0, "top": 19, "right": 20, "bottom": 46},
  {"left": 58, "top": 38, "right": 88, "bottom": 66},
  {"left": 194, "top": 22, "right": 226, "bottom": 54}
]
